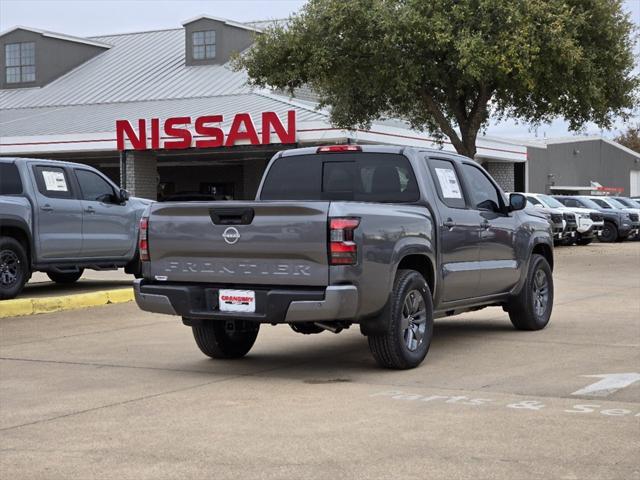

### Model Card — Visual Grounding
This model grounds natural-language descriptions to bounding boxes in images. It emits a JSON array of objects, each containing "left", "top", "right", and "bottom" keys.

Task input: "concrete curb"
[{"left": 0, "top": 288, "right": 134, "bottom": 319}]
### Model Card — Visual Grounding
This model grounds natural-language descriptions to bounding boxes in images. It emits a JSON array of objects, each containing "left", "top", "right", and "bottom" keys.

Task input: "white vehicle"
[
  {"left": 528, "top": 193, "right": 603, "bottom": 245},
  {"left": 517, "top": 195, "right": 566, "bottom": 242}
]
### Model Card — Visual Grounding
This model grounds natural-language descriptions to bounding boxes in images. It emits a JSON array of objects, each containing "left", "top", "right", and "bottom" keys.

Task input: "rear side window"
[
  {"left": 0, "top": 163, "right": 22, "bottom": 194},
  {"left": 260, "top": 153, "right": 419, "bottom": 203},
  {"left": 427, "top": 159, "right": 465, "bottom": 208},
  {"left": 33, "top": 166, "right": 73, "bottom": 199}
]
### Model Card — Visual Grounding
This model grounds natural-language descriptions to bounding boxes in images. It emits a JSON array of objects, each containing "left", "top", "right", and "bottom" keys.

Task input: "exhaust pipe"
[{"left": 314, "top": 322, "right": 342, "bottom": 334}]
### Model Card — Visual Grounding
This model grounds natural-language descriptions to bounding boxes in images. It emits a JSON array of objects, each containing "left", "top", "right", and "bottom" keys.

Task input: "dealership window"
[
  {"left": 5, "top": 42, "right": 36, "bottom": 84},
  {"left": 192, "top": 30, "right": 215, "bottom": 60}
]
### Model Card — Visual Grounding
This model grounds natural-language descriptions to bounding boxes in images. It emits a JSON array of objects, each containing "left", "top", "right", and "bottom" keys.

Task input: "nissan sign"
[{"left": 116, "top": 110, "right": 296, "bottom": 151}]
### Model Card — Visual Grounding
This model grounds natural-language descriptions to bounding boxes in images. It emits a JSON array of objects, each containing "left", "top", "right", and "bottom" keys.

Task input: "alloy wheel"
[
  {"left": 400, "top": 289, "right": 427, "bottom": 351},
  {"left": 0, "top": 249, "right": 20, "bottom": 287},
  {"left": 532, "top": 269, "right": 549, "bottom": 318}
]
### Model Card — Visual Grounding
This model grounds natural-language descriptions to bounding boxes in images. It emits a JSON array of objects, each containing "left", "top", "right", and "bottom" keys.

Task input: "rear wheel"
[
  {"left": 508, "top": 254, "right": 553, "bottom": 331},
  {"left": 368, "top": 269, "right": 434, "bottom": 370},
  {"left": 191, "top": 320, "right": 259, "bottom": 359},
  {"left": 47, "top": 269, "right": 84, "bottom": 284},
  {"left": 600, "top": 222, "right": 617, "bottom": 243},
  {"left": 0, "top": 236, "right": 29, "bottom": 300}
]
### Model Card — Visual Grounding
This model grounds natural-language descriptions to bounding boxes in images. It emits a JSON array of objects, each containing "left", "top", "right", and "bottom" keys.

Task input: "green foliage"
[
  {"left": 614, "top": 123, "right": 640, "bottom": 153},
  {"left": 235, "top": 0, "right": 638, "bottom": 157}
]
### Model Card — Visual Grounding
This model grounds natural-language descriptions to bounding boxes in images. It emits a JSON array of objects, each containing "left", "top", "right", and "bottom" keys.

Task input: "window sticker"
[
  {"left": 42, "top": 170, "right": 68, "bottom": 192},
  {"left": 435, "top": 168, "right": 462, "bottom": 199}
]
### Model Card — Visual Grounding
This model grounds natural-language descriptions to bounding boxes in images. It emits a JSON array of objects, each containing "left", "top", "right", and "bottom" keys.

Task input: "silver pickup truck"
[
  {"left": 135, "top": 145, "right": 554, "bottom": 369},
  {"left": 0, "top": 158, "right": 151, "bottom": 299}
]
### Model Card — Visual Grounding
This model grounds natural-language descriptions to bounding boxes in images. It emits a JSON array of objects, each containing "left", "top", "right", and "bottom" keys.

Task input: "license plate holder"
[{"left": 218, "top": 289, "right": 256, "bottom": 313}]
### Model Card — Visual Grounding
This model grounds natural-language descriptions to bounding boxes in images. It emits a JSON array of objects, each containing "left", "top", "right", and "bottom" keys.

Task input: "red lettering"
[
  {"left": 150, "top": 118, "right": 160, "bottom": 149},
  {"left": 116, "top": 112, "right": 297, "bottom": 151},
  {"left": 164, "top": 117, "right": 192, "bottom": 150},
  {"left": 262, "top": 110, "right": 296, "bottom": 144},
  {"left": 116, "top": 119, "right": 146, "bottom": 151},
  {"left": 195, "top": 115, "right": 224, "bottom": 148},
  {"left": 224, "top": 113, "right": 259, "bottom": 147}
]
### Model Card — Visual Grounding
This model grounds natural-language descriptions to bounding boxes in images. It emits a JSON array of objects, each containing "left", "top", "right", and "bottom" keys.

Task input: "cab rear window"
[{"left": 260, "top": 153, "right": 419, "bottom": 203}]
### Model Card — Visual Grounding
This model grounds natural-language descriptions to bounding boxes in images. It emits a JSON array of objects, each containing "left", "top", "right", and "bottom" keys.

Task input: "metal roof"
[
  {"left": 0, "top": 22, "right": 527, "bottom": 163},
  {"left": 0, "top": 26, "right": 112, "bottom": 49},
  {"left": 181, "top": 15, "right": 263, "bottom": 33},
  {"left": 0, "top": 93, "right": 326, "bottom": 137},
  {"left": 0, "top": 28, "right": 253, "bottom": 109}
]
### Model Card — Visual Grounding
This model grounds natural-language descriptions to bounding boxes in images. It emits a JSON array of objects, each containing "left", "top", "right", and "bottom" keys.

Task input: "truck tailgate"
[{"left": 147, "top": 201, "right": 329, "bottom": 286}]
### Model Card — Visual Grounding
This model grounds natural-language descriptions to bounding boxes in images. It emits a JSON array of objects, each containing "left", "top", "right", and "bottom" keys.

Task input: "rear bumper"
[{"left": 133, "top": 280, "right": 358, "bottom": 323}]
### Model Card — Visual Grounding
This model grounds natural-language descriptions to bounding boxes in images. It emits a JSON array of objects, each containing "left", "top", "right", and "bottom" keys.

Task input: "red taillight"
[
  {"left": 329, "top": 217, "right": 360, "bottom": 265},
  {"left": 139, "top": 216, "right": 149, "bottom": 261},
  {"left": 317, "top": 145, "right": 362, "bottom": 153}
]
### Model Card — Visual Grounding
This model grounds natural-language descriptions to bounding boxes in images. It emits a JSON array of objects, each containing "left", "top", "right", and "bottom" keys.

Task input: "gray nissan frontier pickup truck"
[
  {"left": 0, "top": 158, "right": 151, "bottom": 299},
  {"left": 134, "top": 145, "right": 554, "bottom": 369}
]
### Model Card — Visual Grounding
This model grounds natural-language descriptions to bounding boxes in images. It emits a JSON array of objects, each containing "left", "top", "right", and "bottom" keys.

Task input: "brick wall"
[
  {"left": 124, "top": 151, "right": 157, "bottom": 200},
  {"left": 485, "top": 162, "right": 515, "bottom": 192}
]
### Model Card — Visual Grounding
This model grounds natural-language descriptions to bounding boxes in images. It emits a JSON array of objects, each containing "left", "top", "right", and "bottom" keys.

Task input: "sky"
[{"left": 1, "top": 0, "right": 638, "bottom": 140}]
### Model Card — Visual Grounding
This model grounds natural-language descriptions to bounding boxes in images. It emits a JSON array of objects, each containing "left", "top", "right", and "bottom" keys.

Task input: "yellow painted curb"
[{"left": 0, "top": 288, "right": 134, "bottom": 319}]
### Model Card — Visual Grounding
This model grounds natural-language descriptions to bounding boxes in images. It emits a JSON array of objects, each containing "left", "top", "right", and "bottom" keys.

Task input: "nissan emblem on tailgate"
[{"left": 222, "top": 227, "right": 240, "bottom": 245}]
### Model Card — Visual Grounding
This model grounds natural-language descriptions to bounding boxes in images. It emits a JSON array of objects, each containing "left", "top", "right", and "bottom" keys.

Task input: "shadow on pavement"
[{"left": 180, "top": 317, "right": 518, "bottom": 376}]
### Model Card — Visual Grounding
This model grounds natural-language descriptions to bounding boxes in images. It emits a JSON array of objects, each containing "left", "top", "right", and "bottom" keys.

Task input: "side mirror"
[
  {"left": 119, "top": 189, "right": 130, "bottom": 203},
  {"left": 509, "top": 193, "right": 526, "bottom": 212}
]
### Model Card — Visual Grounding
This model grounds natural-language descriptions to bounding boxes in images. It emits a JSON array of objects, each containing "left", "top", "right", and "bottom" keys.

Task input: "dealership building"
[{"left": 1, "top": 16, "right": 638, "bottom": 199}]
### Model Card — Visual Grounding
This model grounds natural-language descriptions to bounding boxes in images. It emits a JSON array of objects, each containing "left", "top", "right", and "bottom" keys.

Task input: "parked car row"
[{"left": 519, "top": 192, "right": 640, "bottom": 245}]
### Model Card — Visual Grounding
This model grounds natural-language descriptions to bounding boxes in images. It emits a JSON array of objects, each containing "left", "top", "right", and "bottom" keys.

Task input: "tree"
[
  {"left": 236, "top": 0, "right": 638, "bottom": 158},
  {"left": 614, "top": 123, "right": 640, "bottom": 153}
]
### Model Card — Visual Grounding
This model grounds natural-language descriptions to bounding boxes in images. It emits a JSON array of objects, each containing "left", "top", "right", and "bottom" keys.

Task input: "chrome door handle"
[
  {"left": 443, "top": 218, "right": 456, "bottom": 229},
  {"left": 41, "top": 204, "right": 53, "bottom": 212},
  {"left": 85, "top": 206, "right": 95, "bottom": 214}
]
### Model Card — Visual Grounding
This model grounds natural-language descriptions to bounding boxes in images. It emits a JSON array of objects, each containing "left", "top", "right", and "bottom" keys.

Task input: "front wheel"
[
  {"left": 0, "top": 236, "right": 30, "bottom": 300},
  {"left": 368, "top": 269, "right": 434, "bottom": 370},
  {"left": 508, "top": 254, "right": 553, "bottom": 331},
  {"left": 191, "top": 320, "right": 259, "bottom": 359},
  {"left": 47, "top": 269, "right": 84, "bottom": 284},
  {"left": 600, "top": 222, "right": 618, "bottom": 243}
]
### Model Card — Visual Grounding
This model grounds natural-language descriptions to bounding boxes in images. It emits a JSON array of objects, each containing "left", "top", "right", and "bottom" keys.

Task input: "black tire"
[
  {"left": 191, "top": 320, "right": 259, "bottom": 359},
  {"left": 508, "top": 254, "right": 553, "bottom": 331},
  {"left": 600, "top": 222, "right": 618, "bottom": 243},
  {"left": 576, "top": 237, "right": 593, "bottom": 246},
  {"left": 0, "top": 236, "right": 30, "bottom": 300},
  {"left": 368, "top": 269, "right": 434, "bottom": 370},
  {"left": 615, "top": 234, "right": 629, "bottom": 243},
  {"left": 124, "top": 253, "right": 142, "bottom": 278},
  {"left": 46, "top": 269, "right": 84, "bottom": 284}
]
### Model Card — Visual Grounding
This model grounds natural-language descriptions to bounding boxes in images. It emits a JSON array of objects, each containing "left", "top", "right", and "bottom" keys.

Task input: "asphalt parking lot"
[
  {"left": 1, "top": 242, "right": 639, "bottom": 479},
  {"left": 22, "top": 269, "right": 132, "bottom": 299}
]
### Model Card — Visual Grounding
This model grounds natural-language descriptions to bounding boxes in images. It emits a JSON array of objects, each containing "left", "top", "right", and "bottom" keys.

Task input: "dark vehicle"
[
  {"left": 1, "top": 158, "right": 152, "bottom": 299},
  {"left": 554, "top": 196, "right": 634, "bottom": 243},
  {"left": 161, "top": 192, "right": 218, "bottom": 202},
  {"left": 523, "top": 196, "right": 565, "bottom": 243},
  {"left": 134, "top": 146, "right": 554, "bottom": 369}
]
